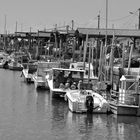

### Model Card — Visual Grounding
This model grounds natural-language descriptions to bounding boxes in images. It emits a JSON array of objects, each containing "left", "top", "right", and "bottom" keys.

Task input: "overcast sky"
[{"left": 0, "top": 0, "right": 140, "bottom": 33}]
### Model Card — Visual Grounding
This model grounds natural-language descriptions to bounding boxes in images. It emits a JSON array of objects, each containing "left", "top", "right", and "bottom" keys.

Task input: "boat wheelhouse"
[{"left": 46, "top": 67, "right": 89, "bottom": 98}]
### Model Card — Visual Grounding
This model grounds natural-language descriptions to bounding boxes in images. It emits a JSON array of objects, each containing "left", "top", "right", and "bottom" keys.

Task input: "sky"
[{"left": 0, "top": 0, "right": 140, "bottom": 33}]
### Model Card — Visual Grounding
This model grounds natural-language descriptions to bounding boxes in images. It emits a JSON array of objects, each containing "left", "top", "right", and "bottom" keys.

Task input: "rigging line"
[
  {"left": 74, "top": 16, "right": 98, "bottom": 27},
  {"left": 100, "top": 9, "right": 139, "bottom": 22},
  {"left": 101, "top": 14, "right": 131, "bottom": 22},
  {"left": 120, "top": 13, "right": 138, "bottom": 28}
]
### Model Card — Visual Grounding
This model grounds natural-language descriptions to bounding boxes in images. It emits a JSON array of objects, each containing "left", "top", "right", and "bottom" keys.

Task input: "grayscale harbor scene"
[{"left": 0, "top": 0, "right": 140, "bottom": 140}]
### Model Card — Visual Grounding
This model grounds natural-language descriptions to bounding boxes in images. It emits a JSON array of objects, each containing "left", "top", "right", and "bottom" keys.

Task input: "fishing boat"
[
  {"left": 66, "top": 89, "right": 110, "bottom": 113},
  {"left": 109, "top": 75, "right": 140, "bottom": 116},
  {"left": 0, "top": 52, "right": 8, "bottom": 68},
  {"left": 0, "top": 59, "right": 6, "bottom": 68},
  {"left": 46, "top": 67, "right": 90, "bottom": 98},
  {"left": 21, "top": 60, "right": 38, "bottom": 83},
  {"left": 69, "top": 62, "right": 98, "bottom": 82},
  {"left": 33, "top": 61, "right": 60, "bottom": 89},
  {"left": 8, "top": 60, "right": 23, "bottom": 71},
  {"left": 0, "top": 52, "right": 9, "bottom": 69}
]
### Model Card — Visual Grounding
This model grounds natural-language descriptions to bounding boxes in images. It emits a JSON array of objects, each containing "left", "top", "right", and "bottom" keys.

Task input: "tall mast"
[
  {"left": 110, "top": 30, "right": 115, "bottom": 85},
  {"left": 4, "top": 15, "right": 7, "bottom": 34},
  {"left": 83, "top": 33, "right": 88, "bottom": 70},
  {"left": 138, "top": 8, "right": 140, "bottom": 30},
  {"left": 72, "top": 20, "right": 74, "bottom": 30},
  {"left": 88, "top": 42, "right": 91, "bottom": 84},
  {"left": 4, "top": 15, "right": 7, "bottom": 51},
  {"left": 98, "top": 11, "right": 100, "bottom": 29},
  {"left": 15, "top": 21, "right": 18, "bottom": 51},
  {"left": 104, "top": 0, "right": 108, "bottom": 81},
  {"left": 105, "top": 0, "right": 108, "bottom": 46}
]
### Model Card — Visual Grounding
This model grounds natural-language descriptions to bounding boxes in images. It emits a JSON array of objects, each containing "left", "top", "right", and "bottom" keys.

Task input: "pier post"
[{"left": 136, "top": 93, "right": 140, "bottom": 116}]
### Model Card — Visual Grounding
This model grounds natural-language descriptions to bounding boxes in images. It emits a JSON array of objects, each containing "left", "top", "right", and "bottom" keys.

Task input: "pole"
[
  {"left": 36, "top": 30, "right": 39, "bottom": 59},
  {"left": 83, "top": 34, "right": 88, "bottom": 70},
  {"left": 98, "top": 12, "right": 100, "bottom": 29},
  {"left": 72, "top": 20, "right": 74, "bottom": 30},
  {"left": 29, "top": 27, "right": 31, "bottom": 50},
  {"left": 72, "top": 39, "right": 76, "bottom": 62},
  {"left": 88, "top": 42, "right": 91, "bottom": 84},
  {"left": 122, "top": 43, "right": 125, "bottom": 69},
  {"left": 105, "top": 0, "right": 108, "bottom": 46},
  {"left": 15, "top": 21, "right": 18, "bottom": 51},
  {"left": 4, "top": 15, "right": 7, "bottom": 51},
  {"left": 127, "top": 43, "right": 133, "bottom": 74},
  {"left": 110, "top": 30, "right": 115, "bottom": 85},
  {"left": 138, "top": 8, "right": 140, "bottom": 30},
  {"left": 59, "top": 38, "right": 62, "bottom": 59},
  {"left": 104, "top": 0, "right": 108, "bottom": 82}
]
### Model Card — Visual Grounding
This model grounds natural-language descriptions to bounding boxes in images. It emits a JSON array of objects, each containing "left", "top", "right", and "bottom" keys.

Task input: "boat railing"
[
  {"left": 110, "top": 90, "right": 119, "bottom": 103},
  {"left": 110, "top": 89, "right": 138, "bottom": 105}
]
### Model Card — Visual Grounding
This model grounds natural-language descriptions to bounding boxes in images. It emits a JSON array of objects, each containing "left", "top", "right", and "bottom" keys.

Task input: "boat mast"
[
  {"left": 4, "top": 15, "right": 7, "bottom": 51},
  {"left": 88, "top": 41, "right": 91, "bottom": 84},
  {"left": 15, "top": 21, "right": 18, "bottom": 51},
  {"left": 127, "top": 43, "right": 133, "bottom": 75},
  {"left": 105, "top": 0, "right": 108, "bottom": 81},
  {"left": 110, "top": 30, "right": 115, "bottom": 85},
  {"left": 54, "top": 24, "right": 58, "bottom": 60},
  {"left": 83, "top": 33, "right": 88, "bottom": 70}
]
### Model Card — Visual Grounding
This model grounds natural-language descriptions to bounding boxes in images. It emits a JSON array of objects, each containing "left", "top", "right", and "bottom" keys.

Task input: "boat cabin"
[
  {"left": 49, "top": 68, "right": 92, "bottom": 90},
  {"left": 69, "top": 62, "right": 98, "bottom": 82}
]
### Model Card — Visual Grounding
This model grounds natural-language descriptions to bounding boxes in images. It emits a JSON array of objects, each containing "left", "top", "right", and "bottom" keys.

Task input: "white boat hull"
[
  {"left": 33, "top": 75, "right": 49, "bottom": 89},
  {"left": 22, "top": 69, "right": 34, "bottom": 83},
  {"left": 66, "top": 90, "right": 110, "bottom": 113}
]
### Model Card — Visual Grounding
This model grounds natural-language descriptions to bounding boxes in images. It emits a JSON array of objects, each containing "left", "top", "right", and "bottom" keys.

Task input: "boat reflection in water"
[
  {"left": 0, "top": 69, "right": 140, "bottom": 140},
  {"left": 112, "top": 115, "right": 140, "bottom": 140},
  {"left": 66, "top": 112, "right": 140, "bottom": 140}
]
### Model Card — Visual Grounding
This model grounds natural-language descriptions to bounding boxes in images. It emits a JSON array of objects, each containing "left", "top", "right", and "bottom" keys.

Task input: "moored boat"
[
  {"left": 21, "top": 60, "right": 38, "bottom": 83},
  {"left": 46, "top": 67, "right": 91, "bottom": 98},
  {"left": 109, "top": 75, "right": 140, "bottom": 116},
  {"left": 8, "top": 60, "right": 23, "bottom": 71},
  {"left": 33, "top": 61, "right": 60, "bottom": 89},
  {"left": 66, "top": 89, "right": 110, "bottom": 113},
  {"left": 69, "top": 62, "right": 98, "bottom": 82}
]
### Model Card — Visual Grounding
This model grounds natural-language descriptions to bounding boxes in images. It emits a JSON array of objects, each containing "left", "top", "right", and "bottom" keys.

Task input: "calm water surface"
[{"left": 0, "top": 69, "right": 140, "bottom": 140}]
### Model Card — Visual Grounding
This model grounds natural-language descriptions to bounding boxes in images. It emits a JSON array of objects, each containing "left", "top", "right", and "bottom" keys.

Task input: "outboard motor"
[{"left": 86, "top": 94, "right": 94, "bottom": 113}]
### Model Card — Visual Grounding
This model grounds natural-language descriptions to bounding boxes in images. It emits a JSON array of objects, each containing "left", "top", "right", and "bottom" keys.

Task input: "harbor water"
[{"left": 0, "top": 69, "right": 140, "bottom": 140}]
